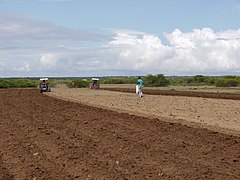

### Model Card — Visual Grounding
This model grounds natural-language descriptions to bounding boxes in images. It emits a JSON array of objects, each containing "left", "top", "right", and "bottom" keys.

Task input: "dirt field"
[
  {"left": 0, "top": 88, "right": 240, "bottom": 179},
  {"left": 50, "top": 85, "right": 240, "bottom": 136},
  {"left": 101, "top": 87, "right": 240, "bottom": 100}
]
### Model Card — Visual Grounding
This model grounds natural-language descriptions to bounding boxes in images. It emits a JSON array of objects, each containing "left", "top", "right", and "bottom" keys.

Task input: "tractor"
[
  {"left": 90, "top": 78, "right": 100, "bottom": 89},
  {"left": 39, "top": 78, "right": 51, "bottom": 93}
]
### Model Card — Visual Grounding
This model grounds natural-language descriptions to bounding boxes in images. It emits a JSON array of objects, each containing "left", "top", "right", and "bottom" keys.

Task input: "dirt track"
[{"left": 0, "top": 89, "right": 240, "bottom": 179}]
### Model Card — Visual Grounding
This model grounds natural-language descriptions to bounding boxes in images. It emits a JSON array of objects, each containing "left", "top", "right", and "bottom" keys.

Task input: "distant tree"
[
  {"left": 193, "top": 75, "right": 205, "bottom": 83},
  {"left": 223, "top": 75, "right": 237, "bottom": 79},
  {"left": 0, "top": 79, "right": 37, "bottom": 88},
  {"left": 102, "top": 77, "right": 138, "bottom": 84},
  {"left": 144, "top": 74, "right": 170, "bottom": 87},
  {"left": 66, "top": 80, "right": 89, "bottom": 88},
  {"left": 215, "top": 79, "right": 239, "bottom": 87}
]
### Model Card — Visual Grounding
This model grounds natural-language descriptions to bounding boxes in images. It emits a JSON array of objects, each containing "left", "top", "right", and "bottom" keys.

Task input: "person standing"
[{"left": 137, "top": 76, "right": 143, "bottom": 97}]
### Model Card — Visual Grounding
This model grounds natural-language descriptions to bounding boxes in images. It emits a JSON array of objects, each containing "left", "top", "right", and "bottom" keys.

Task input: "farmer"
[{"left": 137, "top": 76, "right": 143, "bottom": 97}]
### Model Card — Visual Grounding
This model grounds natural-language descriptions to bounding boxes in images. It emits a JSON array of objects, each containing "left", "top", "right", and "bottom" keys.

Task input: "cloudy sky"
[{"left": 0, "top": 0, "right": 240, "bottom": 77}]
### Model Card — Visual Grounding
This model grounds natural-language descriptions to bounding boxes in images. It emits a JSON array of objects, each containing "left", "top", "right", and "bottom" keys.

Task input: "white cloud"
[
  {"left": 1, "top": 12, "right": 240, "bottom": 77},
  {"left": 106, "top": 32, "right": 172, "bottom": 72},
  {"left": 0, "top": 13, "right": 109, "bottom": 76},
  {"left": 13, "top": 64, "right": 30, "bottom": 72},
  {"left": 105, "top": 28, "right": 240, "bottom": 75},
  {"left": 40, "top": 54, "right": 57, "bottom": 69}
]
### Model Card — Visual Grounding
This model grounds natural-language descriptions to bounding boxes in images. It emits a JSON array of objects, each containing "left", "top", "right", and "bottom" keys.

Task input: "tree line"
[
  {"left": 1, "top": 75, "right": 240, "bottom": 88},
  {"left": 100, "top": 74, "right": 240, "bottom": 87}
]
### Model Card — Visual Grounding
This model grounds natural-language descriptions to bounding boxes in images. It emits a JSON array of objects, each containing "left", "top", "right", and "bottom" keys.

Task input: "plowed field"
[
  {"left": 101, "top": 87, "right": 240, "bottom": 100},
  {"left": 0, "top": 89, "right": 240, "bottom": 179}
]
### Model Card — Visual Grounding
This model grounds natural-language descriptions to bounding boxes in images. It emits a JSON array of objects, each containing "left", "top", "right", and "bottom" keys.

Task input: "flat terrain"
[
  {"left": 0, "top": 88, "right": 240, "bottom": 179},
  {"left": 50, "top": 85, "right": 240, "bottom": 136},
  {"left": 101, "top": 84, "right": 240, "bottom": 94}
]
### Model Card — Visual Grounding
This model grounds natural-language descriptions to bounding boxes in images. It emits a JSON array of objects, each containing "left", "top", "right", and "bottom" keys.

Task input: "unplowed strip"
[
  {"left": 0, "top": 89, "right": 239, "bottom": 179},
  {"left": 101, "top": 87, "right": 240, "bottom": 100}
]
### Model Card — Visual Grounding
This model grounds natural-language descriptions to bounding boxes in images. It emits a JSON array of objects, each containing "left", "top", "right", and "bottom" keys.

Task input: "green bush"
[
  {"left": 0, "top": 79, "right": 10, "bottom": 88},
  {"left": 0, "top": 79, "right": 37, "bottom": 88},
  {"left": 102, "top": 77, "right": 138, "bottom": 84},
  {"left": 102, "top": 78, "right": 124, "bottom": 84},
  {"left": 223, "top": 75, "right": 237, "bottom": 79},
  {"left": 66, "top": 80, "right": 89, "bottom": 88},
  {"left": 144, "top": 74, "right": 170, "bottom": 87},
  {"left": 193, "top": 75, "right": 206, "bottom": 83},
  {"left": 169, "top": 75, "right": 217, "bottom": 86},
  {"left": 215, "top": 79, "right": 239, "bottom": 87},
  {"left": 48, "top": 80, "right": 57, "bottom": 88},
  {"left": 13, "top": 79, "right": 37, "bottom": 88},
  {"left": 205, "top": 77, "right": 216, "bottom": 86}
]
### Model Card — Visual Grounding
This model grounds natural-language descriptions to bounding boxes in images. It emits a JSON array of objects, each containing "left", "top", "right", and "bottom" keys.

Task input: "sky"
[{"left": 0, "top": 0, "right": 240, "bottom": 77}]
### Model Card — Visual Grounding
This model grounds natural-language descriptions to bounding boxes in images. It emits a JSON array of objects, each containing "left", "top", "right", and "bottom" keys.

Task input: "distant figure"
[{"left": 137, "top": 76, "right": 143, "bottom": 97}]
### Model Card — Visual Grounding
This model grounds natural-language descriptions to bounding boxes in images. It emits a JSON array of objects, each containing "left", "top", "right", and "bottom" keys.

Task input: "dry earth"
[
  {"left": 0, "top": 88, "right": 239, "bottom": 179},
  {"left": 50, "top": 85, "right": 240, "bottom": 136}
]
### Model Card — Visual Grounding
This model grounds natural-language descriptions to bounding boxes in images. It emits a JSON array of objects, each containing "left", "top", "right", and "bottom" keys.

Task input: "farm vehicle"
[
  {"left": 90, "top": 78, "right": 100, "bottom": 89},
  {"left": 39, "top": 78, "right": 51, "bottom": 93}
]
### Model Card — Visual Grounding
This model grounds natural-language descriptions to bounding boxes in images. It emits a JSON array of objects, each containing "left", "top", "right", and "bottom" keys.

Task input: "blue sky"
[{"left": 0, "top": 0, "right": 240, "bottom": 77}]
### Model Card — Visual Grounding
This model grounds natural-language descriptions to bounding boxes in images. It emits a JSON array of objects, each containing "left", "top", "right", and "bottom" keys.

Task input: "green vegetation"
[
  {"left": 169, "top": 75, "right": 215, "bottom": 86},
  {"left": 66, "top": 79, "right": 89, "bottom": 88},
  {"left": 144, "top": 74, "right": 170, "bottom": 87},
  {"left": 48, "top": 80, "right": 57, "bottom": 88},
  {"left": 1, "top": 75, "right": 240, "bottom": 89},
  {"left": 102, "top": 77, "right": 137, "bottom": 84},
  {"left": 215, "top": 78, "right": 239, "bottom": 87},
  {"left": 0, "top": 78, "right": 37, "bottom": 88},
  {"left": 61, "top": 75, "right": 240, "bottom": 88},
  {"left": 97, "top": 74, "right": 240, "bottom": 88},
  {"left": 169, "top": 75, "right": 240, "bottom": 87},
  {"left": 214, "top": 75, "right": 239, "bottom": 87}
]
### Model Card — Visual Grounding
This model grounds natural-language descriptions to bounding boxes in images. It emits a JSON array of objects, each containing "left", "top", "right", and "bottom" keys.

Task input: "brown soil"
[
  {"left": 49, "top": 85, "right": 240, "bottom": 137},
  {"left": 0, "top": 88, "right": 240, "bottom": 179},
  {"left": 101, "top": 87, "right": 240, "bottom": 100}
]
